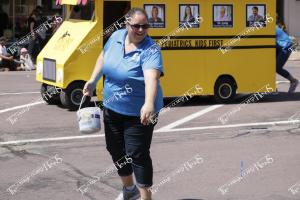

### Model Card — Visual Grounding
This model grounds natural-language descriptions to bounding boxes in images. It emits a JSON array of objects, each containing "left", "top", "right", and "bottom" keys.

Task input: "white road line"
[
  {"left": 2, "top": 119, "right": 298, "bottom": 146},
  {"left": 0, "top": 71, "right": 35, "bottom": 74},
  {"left": 276, "top": 81, "right": 290, "bottom": 84},
  {"left": 0, "top": 101, "right": 44, "bottom": 114},
  {"left": 155, "top": 120, "right": 300, "bottom": 133},
  {"left": 155, "top": 81, "right": 289, "bottom": 133},
  {"left": 155, "top": 105, "right": 223, "bottom": 132},
  {"left": 0, "top": 80, "right": 292, "bottom": 146},
  {"left": 0, "top": 92, "right": 39, "bottom": 96},
  {"left": 0, "top": 134, "right": 105, "bottom": 146}
]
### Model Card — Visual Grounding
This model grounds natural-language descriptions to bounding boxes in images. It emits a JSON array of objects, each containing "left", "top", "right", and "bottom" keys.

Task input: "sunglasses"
[{"left": 129, "top": 23, "right": 150, "bottom": 30}]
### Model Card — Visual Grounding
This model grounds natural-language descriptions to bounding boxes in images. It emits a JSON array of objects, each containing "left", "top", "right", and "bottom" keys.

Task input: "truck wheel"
[
  {"left": 214, "top": 77, "right": 237, "bottom": 103},
  {"left": 41, "top": 83, "right": 61, "bottom": 105},
  {"left": 60, "top": 82, "right": 90, "bottom": 110}
]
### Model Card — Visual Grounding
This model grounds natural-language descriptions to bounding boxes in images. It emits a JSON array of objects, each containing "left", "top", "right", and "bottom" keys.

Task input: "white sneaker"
[
  {"left": 115, "top": 192, "right": 124, "bottom": 200},
  {"left": 115, "top": 185, "right": 140, "bottom": 200},
  {"left": 288, "top": 79, "right": 299, "bottom": 93}
]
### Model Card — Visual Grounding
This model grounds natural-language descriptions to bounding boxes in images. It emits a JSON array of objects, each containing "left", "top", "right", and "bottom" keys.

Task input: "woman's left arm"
[{"left": 140, "top": 69, "right": 161, "bottom": 125}]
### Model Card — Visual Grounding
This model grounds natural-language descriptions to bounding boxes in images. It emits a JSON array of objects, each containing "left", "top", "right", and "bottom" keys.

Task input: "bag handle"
[{"left": 78, "top": 95, "right": 98, "bottom": 111}]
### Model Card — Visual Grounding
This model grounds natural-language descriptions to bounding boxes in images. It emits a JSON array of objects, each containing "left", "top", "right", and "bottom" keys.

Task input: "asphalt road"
[{"left": 0, "top": 61, "right": 300, "bottom": 200}]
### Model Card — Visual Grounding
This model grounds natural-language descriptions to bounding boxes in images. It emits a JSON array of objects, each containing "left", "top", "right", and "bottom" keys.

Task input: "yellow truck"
[{"left": 36, "top": 0, "right": 276, "bottom": 110}]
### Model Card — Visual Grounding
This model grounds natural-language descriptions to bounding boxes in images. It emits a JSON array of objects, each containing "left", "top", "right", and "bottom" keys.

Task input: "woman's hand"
[
  {"left": 83, "top": 80, "right": 95, "bottom": 96},
  {"left": 140, "top": 102, "right": 155, "bottom": 125}
]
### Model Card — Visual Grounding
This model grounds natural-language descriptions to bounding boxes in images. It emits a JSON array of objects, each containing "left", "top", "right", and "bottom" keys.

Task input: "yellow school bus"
[{"left": 36, "top": 0, "right": 276, "bottom": 110}]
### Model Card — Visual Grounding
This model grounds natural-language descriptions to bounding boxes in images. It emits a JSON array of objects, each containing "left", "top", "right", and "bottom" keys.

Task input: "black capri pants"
[{"left": 103, "top": 107, "right": 156, "bottom": 188}]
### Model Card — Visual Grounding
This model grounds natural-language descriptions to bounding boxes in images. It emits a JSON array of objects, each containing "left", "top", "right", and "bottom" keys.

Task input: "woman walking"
[
  {"left": 276, "top": 25, "right": 299, "bottom": 93},
  {"left": 83, "top": 8, "right": 164, "bottom": 200},
  {"left": 27, "top": 9, "right": 40, "bottom": 61}
]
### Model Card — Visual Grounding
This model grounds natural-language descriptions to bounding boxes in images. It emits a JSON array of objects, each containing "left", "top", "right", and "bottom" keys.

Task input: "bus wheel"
[
  {"left": 214, "top": 77, "right": 237, "bottom": 103},
  {"left": 41, "top": 83, "right": 61, "bottom": 105},
  {"left": 60, "top": 82, "right": 91, "bottom": 110}
]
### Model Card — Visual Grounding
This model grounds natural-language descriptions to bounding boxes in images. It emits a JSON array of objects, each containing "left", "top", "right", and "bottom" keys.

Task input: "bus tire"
[
  {"left": 41, "top": 83, "right": 61, "bottom": 105},
  {"left": 60, "top": 81, "right": 91, "bottom": 110},
  {"left": 214, "top": 77, "right": 237, "bottom": 104}
]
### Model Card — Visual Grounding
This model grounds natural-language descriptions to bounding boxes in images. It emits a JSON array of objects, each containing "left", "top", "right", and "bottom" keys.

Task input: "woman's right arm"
[
  {"left": 30, "top": 21, "right": 34, "bottom": 31},
  {"left": 0, "top": 54, "right": 13, "bottom": 61},
  {"left": 30, "top": 21, "right": 36, "bottom": 39},
  {"left": 83, "top": 51, "right": 104, "bottom": 96}
]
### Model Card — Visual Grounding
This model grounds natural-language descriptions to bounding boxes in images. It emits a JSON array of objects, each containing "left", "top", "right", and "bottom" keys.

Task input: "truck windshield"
[{"left": 69, "top": 0, "right": 95, "bottom": 20}]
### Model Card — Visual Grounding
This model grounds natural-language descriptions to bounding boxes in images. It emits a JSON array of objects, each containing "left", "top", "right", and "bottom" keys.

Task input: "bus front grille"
[{"left": 43, "top": 58, "right": 56, "bottom": 82}]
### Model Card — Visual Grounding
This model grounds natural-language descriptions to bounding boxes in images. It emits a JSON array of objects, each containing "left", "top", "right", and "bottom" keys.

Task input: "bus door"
[{"left": 103, "top": 1, "right": 131, "bottom": 44}]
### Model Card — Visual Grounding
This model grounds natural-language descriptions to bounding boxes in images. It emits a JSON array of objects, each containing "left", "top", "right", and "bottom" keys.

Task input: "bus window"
[
  {"left": 246, "top": 4, "right": 267, "bottom": 27},
  {"left": 69, "top": 0, "right": 95, "bottom": 20},
  {"left": 144, "top": 4, "right": 166, "bottom": 28},
  {"left": 213, "top": 4, "right": 233, "bottom": 28},
  {"left": 179, "top": 4, "right": 200, "bottom": 28},
  {"left": 103, "top": 1, "right": 130, "bottom": 43}
]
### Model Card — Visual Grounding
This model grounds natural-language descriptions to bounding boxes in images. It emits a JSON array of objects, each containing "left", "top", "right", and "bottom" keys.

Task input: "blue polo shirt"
[
  {"left": 276, "top": 26, "right": 293, "bottom": 50},
  {"left": 101, "top": 29, "right": 164, "bottom": 116}
]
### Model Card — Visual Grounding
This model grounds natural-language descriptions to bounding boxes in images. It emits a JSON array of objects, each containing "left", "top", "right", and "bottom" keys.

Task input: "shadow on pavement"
[
  {"left": 54, "top": 91, "right": 300, "bottom": 111},
  {"left": 162, "top": 91, "right": 300, "bottom": 107}
]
